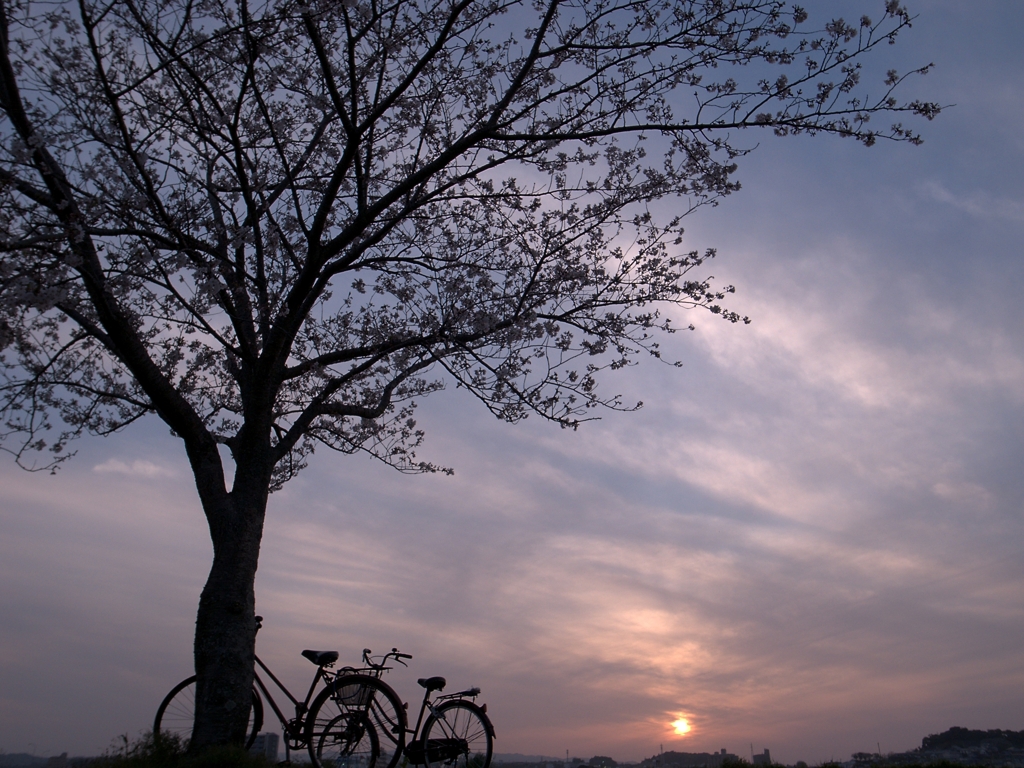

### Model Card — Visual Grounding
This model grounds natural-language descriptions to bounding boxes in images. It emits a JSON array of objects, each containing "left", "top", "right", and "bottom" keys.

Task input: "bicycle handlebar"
[{"left": 362, "top": 647, "right": 413, "bottom": 669}]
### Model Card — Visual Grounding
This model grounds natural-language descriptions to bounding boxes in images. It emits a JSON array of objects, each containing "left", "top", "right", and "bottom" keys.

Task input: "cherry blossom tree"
[{"left": 0, "top": 0, "right": 938, "bottom": 750}]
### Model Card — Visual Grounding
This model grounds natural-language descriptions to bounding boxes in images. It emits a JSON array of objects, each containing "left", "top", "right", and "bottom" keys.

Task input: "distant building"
[
  {"left": 250, "top": 732, "right": 280, "bottom": 761},
  {"left": 752, "top": 750, "right": 771, "bottom": 766}
]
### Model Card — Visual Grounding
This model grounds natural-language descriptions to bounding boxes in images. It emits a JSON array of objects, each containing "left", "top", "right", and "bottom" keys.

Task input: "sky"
[{"left": 2, "top": 1, "right": 1023, "bottom": 764}]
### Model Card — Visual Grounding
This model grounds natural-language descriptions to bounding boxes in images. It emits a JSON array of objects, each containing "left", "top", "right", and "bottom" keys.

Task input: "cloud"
[
  {"left": 92, "top": 458, "right": 177, "bottom": 478},
  {"left": 231, "top": 386, "right": 1024, "bottom": 762},
  {"left": 5, "top": 6, "right": 1024, "bottom": 763},
  {"left": 919, "top": 180, "right": 1024, "bottom": 223}
]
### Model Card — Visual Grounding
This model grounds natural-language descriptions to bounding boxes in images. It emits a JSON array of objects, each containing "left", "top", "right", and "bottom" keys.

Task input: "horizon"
[{"left": 2, "top": 728, "right": 1009, "bottom": 765}]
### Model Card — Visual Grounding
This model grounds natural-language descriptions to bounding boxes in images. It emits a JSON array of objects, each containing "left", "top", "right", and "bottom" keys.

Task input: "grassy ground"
[{"left": 72, "top": 732, "right": 279, "bottom": 767}]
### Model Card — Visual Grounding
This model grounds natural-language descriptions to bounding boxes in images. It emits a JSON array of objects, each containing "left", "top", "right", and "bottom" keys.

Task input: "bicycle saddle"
[
  {"left": 301, "top": 649, "right": 339, "bottom": 666},
  {"left": 417, "top": 676, "right": 446, "bottom": 691}
]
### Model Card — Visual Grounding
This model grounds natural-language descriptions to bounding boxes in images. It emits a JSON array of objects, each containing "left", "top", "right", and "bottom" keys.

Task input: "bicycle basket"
[{"left": 332, "top": 681, "right": 375, "bottom": 708}]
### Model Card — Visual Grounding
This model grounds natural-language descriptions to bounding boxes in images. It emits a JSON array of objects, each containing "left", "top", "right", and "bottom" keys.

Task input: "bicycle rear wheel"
[
  {"left": 421, "top": 700, "right": 493, "bottom": 768},
  {"left": 154, "top": 675, "right": 263, "bottom": 750},
  {"left": 306, "top": 674, "right": 406, "bottom": 768}
]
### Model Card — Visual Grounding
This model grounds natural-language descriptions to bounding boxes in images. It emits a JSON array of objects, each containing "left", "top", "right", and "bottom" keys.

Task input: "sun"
[{"left": 671, "top": 717, "right": 691, "bottom": 736}]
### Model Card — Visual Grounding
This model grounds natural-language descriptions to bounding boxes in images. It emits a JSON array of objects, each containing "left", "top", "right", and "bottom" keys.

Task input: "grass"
[{"left": 74, "top": 732, "right": 280, "bottom": 767}]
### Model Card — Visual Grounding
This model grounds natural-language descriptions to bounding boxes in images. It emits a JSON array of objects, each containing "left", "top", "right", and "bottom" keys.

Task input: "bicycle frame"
[
  {"left": 252, "top": 652, "right": 332, "bottom": 749},
  {"left": 246, "top": 615, "right": 341, "bottom": 760}
]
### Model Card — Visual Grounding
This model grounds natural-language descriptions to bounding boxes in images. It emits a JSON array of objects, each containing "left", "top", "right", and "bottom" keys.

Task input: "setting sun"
[{"left": 672, "top": 718, "right": 691, "bottom": 735}]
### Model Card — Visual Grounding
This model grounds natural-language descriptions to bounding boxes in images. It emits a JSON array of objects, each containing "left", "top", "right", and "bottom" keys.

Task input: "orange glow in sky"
[{"left": 672, "top": 718, "right": 691, "bottom": 736}]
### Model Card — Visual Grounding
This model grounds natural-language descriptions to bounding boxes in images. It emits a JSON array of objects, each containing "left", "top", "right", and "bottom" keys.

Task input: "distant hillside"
[
  {"left": 874, "top": 727, "right": 1024, "bottom": 767},
  {"left": 922, "top": 728, "right": 1024, "bottom": 751},
  {"left": 0, "top": 756, "right": 47, "bottom": 767}
]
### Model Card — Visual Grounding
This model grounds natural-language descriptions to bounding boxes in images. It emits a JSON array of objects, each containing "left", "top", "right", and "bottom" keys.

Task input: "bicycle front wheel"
[
  {"left": 306, "top": 674, "right": 407, "bottom": 768},
  {"left": 421, "top": 700, "right": 493, "bottom": 768},
  {"left": 315, "top": 712, "right": 379, "bottom": 768},
  {"left": 153, "top": 675, "right": 263, "bottom": 750}
]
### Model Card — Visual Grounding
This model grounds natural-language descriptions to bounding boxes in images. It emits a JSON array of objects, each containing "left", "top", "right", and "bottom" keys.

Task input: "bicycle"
[
  {"left": 403, "top": 673, "right": 494, "bottom": 768},
  {"left": 154, "top": 616, "right": 404, "bottom": 768},
  {"left": 337, "top": 648, "right": 495, "bottom": 768}
]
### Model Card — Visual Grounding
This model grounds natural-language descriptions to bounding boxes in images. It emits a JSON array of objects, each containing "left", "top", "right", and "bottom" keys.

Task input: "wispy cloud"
[
  {"left": 93, "top": 458, "right": 177, "bottom": 478},
  {"left": 920, "top": 180, "right": 1024, "bottom": 223}
]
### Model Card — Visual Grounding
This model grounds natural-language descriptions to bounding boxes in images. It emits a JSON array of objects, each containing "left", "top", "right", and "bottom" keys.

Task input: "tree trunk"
[{"left": 189, "top": 475, "right": 269, "bottom": 752}]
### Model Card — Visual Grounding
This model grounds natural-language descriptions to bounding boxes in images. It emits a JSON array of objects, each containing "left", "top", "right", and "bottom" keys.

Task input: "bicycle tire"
[
  {"left": 315, "top": 711, "right": 380, "bottom": 768},
  {"left": 154, "top": 675, "right": 263, "bottom": 750},
  {"left": 421, "top": 700, "right": 493, "bottom": 768},
  {"left": 306, "top": 673, "right": 407, "bottom": 768}
]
